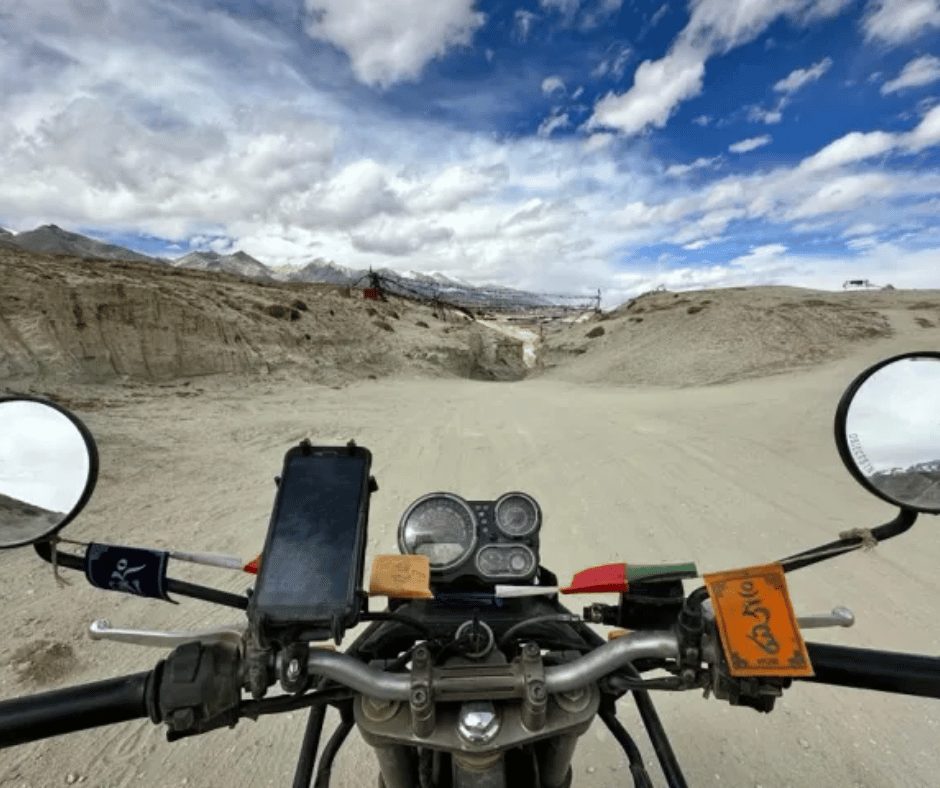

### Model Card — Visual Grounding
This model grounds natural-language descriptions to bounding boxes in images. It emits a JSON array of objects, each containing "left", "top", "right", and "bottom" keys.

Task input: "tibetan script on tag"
[{"left": 704, "top": 563, "right": 813, "bottom": 678}]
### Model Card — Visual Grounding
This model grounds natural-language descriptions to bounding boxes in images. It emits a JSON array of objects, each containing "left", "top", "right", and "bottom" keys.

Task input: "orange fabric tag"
[
  {"left": 703, "top": 563, "right": 814, "bottom": 678},
  {"left": 369, "top": 555, "right": 434, "bottom": 599},
  {"left": 608, "top": 629, "right": 630, "bottom": 640}
]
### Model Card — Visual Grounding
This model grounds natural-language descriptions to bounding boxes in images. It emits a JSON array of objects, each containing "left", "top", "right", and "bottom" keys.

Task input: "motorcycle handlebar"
[
  {"left": 300, "top": 630, "right": 681, "bottom": 700},
  {"left": 7, "top": 633, "right": 940, "bottom": 750},
  {"left": 0, "top": 671, "right": 153, "bottom": 749},
  {"left": 799, "top": 642, "right": 940, "bottom": 699}
]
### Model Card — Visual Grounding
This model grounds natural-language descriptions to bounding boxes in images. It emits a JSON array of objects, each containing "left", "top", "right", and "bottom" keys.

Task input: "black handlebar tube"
[
  {"left": 33, "top": 541, "right": 249, "bottom": 610},
  {"left": 800, "top": 642, "right": 940, "bottom": 699},
  {"left": 0, "top": 671, "right": 153, "bottom": 748}
]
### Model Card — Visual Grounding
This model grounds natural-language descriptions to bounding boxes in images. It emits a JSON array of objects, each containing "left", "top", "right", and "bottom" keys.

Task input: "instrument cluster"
[{"left": 397, "top": 492, "right": 541, "bottom": 584}]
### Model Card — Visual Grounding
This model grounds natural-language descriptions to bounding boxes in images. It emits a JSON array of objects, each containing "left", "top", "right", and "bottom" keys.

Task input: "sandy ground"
[{"left": 2, "top": 277, "right": 940, "bottom": 786}]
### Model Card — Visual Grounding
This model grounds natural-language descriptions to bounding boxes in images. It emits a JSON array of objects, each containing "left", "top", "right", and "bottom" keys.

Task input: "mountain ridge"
[{"left": 2, "top": 224, "right": 558, "bottom": 308}]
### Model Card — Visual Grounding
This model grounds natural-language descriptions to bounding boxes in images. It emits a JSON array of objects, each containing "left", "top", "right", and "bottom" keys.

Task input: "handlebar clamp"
[{"left": 149, "top": 641, "right": 242, "bottom": 741}]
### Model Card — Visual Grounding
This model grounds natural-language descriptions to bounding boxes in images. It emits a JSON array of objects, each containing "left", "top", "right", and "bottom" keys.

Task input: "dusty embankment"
[
  {"left": 0, "top": 248, "right": 526, "bottom": 388},
  {"left": 538, "top": 285, "right": 940, "bottom": 386}
]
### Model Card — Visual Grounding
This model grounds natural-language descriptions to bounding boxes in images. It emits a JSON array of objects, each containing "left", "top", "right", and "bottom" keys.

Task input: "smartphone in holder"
[{"left": 248, "top": 440, "right": 373, "bottom": 646}]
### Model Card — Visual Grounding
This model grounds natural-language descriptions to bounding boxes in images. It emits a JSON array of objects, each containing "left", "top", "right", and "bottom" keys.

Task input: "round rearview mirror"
[
  {"left": 0, "top": 397, "right": 99, "bottom": 548},
  {"left": 835, "top": 352, "right": 940, "bottom": 514}
]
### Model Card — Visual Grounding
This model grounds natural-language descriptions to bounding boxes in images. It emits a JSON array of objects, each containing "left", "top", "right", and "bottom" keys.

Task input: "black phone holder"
[{"left": 248, "top": 439, "right": 375, "bottom": 647}]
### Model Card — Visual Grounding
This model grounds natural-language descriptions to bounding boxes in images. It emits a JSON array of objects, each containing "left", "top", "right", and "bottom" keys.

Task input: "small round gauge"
[
  {"left": 398, "top": 493, "right": 478, "bottom": 572},
  {"left": 476, "top": 544, "right": 536, "bottom": 579},
  {"left": 494, "top": 492, "right": 541, "bottom": 538}
]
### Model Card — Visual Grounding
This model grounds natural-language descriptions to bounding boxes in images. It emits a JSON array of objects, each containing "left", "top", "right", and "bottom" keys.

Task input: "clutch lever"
[
  {"left": 89, "top": 619, "right": 246, "bottom": 648},
  {"left": 796, "top": 606, "right": 855, "bottom": 629}
]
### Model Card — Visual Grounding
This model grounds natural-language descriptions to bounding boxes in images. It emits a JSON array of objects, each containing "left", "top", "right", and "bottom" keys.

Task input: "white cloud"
[
  {"left": 797, "top": 105, "right": 940, "bottom": 170},
  {"left": 537, "top": 112, "right": 570, "bottom": 137},
  {"left": 729, "top": 135, "right": 771, "bottom": 153},
  {"left": 774, "top": 57, "right": 833, "bottom": 93},
  {"left": 540, "top": 0, "right": 582, "bottom": 18},
  {"left": 863, "top": 0, "right": 940, "bottom": 45},
  {"left": 748, "top": 105, "right": 783, "bottom": 124},
  {"left": 881, "top": 54, "right": 940, "bottom": 94},
  {"left": 302, "top": 0, "right": 485, "bottom": 88},
  {"left": 842, "top": 222, "right": 882, "bottom": 237},
  {"left": 404, "top": 165, "right": 507, "bottom": 212},
  {"left": 730, "top": 243, "right": 788, "bottom": 270},
  {"left": 583, "top": 132, "right": 615, "bottom": 152},
  {"left": 588, "top": 46, "right": 705, "bottom": 135},
  {"left": 800, "top": 130, "right": 895, "bottom": 171},
  {"left": 683, "top": 237, "right": 721, "bottom": 250},
  {"left": 692, "top": 114, "right": 711, "bottom": 126},
  {"left": 904, "top": 103, "right": 940, "bottom": 150},
  {"left": 591, "top": 45, "right": 633, "bottom": 80},
  {"left": 685, "top": 0, "right": 852, "bottom": 53},
  {"left": 788, "top": 173, "right": 897, "bottom": 218},
  {"left": 350, "top": 217, "right": 453, "bottom": 255},
  {"left": 586, "top": 0, "right": 851, "bottom": 136},
  {"left": 514, "top": 9, "right": 539, "bottom": 41},
  {"left": 571, "top": 86, "right": 584, "bottom": 99},
  {"left": 542, "top": 76, "right": 566, "bottom": 95},
  {"left": 666, "top": 156, "right": 719, "bottom": 177},
  {"left": 845, "top": 235, "right": 880, "bottom": 250},
  {"left": 580, "top": 0, "right": 623, "bottom": 28}
]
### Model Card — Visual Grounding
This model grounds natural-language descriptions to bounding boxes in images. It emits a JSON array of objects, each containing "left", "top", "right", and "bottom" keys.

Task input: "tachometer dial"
[
  {"left": 494, "top": 492, "right": 541, "bottom": 538},
  {"left": 398, "top": 493, "right": 478, "bottom": 572}
]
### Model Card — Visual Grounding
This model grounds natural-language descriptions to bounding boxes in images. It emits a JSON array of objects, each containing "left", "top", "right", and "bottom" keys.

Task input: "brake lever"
[
  {"left": 88, "top": 619, "right": 246, "bottom": 648},
  {"left": 796, "top": 606, "right": 855, "bottom": 629}
]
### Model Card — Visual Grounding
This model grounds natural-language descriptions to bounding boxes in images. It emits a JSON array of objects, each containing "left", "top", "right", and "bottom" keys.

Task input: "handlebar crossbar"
[{"left": 302, "top": 630, "right": 680, "bottom": 700}]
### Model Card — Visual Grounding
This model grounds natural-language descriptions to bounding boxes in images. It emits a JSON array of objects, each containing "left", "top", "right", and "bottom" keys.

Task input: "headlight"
[{"left": 398, "top": 493, "right": 478, "bottom": 572}]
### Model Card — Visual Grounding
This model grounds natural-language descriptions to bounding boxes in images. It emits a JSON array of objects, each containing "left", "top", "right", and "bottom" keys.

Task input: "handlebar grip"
[
  {"left": 0, "top": 671, "right": 153, "bottom": 748},
  {"left": 800, "top": 642, "right": 940, "bottom": 699}
]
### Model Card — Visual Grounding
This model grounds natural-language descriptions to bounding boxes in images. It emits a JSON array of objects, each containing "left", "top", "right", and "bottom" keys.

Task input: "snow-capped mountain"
[
  {"left": 401, "top": 270, "right": 475, "bottom": 289},
  {"left": 876, "top": 459, "right": 940, "bottom": 476},
  {"left": 284, "top": 259, "right": 359, "bottom": 285},
  {"left": 173, "top": 250, "right": 274, "bottom": 280}
]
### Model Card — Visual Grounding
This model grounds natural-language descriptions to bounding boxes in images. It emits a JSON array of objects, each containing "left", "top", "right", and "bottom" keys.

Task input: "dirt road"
[{"left": 2, "top": 332, "right": 939, "bottom": 786}]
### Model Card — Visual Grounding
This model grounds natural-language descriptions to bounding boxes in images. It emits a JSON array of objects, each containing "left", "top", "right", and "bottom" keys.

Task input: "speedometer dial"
[
  {"left": 398, "top": 493, "right": 478, "bottom": 572},
  {"left": 494, "top": 492, "right": 541, "bottom": 538}
]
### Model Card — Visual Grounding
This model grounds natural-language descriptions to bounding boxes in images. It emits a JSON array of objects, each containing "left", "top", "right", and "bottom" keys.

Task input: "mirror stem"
[
  {"left": 32, "top": 541, "right": 249, "bottom": 610},
  {"left": 778, "top": 508, "right": 918, "bottom": 573}
]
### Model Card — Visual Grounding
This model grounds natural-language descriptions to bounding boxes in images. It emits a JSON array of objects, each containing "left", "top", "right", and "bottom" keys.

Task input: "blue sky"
[{"left": 1, "top": 0, "right": 939, "bottom": 304}]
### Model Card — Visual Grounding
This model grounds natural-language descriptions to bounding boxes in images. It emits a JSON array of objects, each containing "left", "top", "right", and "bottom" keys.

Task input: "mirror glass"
[
  {"left": 0, "top": 399, "right": 96, "bottom": 547},
  {"left": 842, "top": 355, "right": 940, "bottom": 512}
]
